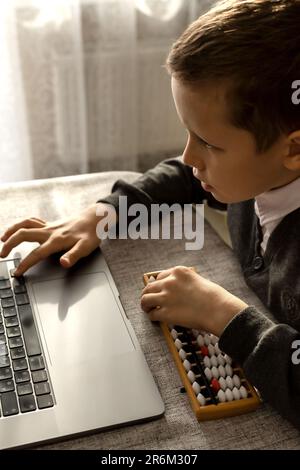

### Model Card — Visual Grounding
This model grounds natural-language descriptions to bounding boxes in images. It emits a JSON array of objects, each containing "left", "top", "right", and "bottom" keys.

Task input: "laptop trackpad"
[{"left": 31, "top": 272, "right": 135, "bottom": 367}]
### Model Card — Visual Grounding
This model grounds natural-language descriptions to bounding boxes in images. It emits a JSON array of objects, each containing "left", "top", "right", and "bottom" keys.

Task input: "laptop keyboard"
[{"left": 0, "top": 260, "right": 54, "bottom": 417}]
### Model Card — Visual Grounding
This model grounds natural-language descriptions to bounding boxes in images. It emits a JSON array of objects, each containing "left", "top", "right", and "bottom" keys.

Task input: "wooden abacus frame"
[{"left": 143, "top": 269, "right": 261, "bottom": 421}]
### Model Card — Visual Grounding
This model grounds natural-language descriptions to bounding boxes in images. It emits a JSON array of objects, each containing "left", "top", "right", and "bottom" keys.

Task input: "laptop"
[{"left": 0, "top": 241, "right": 164, "bottom": 449}]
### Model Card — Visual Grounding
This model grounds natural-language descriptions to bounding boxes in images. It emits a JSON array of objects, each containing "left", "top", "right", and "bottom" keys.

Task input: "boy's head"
[{"left": 166, "top": 0, "right": 300, "bottom": 203}]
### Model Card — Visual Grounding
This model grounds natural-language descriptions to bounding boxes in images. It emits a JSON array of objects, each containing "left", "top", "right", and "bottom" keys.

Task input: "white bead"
[
  {"left": 218, "top": 365, "right": 226, "bottom": 378},
  {"left": 219, "top": 377, "right": 227, "bottom": 391},
  {"left": 197, "top": 393, "right": 206, "bottom": 406},
  {"left": 217, "top": 353, "right": 225, "bottom": 366},
  {"left": 174, "top": 338, "right": 183, "bottom": 350},
  {"left": 225, "top": 376, "right": 234, "bottom": 390},
  {"left": 210, "top": 335, "right": 218, "bottom": 345},
  {"left": 178, "top": 349, "right": 187, "bottom": 361},
  {"left": 239, "top": 385, "right": 248, "bottom": 398},
  {"left": 224, "top": 354, "right": 232, "bottom": 365},
  {"left": 197, "top": 335, "right": 205, "bottom": 347},
  {"left": 187, "top": 370, "right": 195, "bottom": 383},
  {"left": 170, "top": 329, "right": 178, "bottom": 340},
  {"left": 217, "top": 389, "right": 226, "bottom": 403},
  {"left": 232, "top": 374, "right": 241, "bottom": 388},
  {"left": 232, "top": 387, "right": 241, "bottom": 400},
  {"left": 204, "top": 334, "right": 211, "bottom": 346},
  {"left": 203, "top": 356, "right": 211, "bottom": 368},
  {"left": 211, "top": 366, "right": 219, "bottom": 379},
  {"left": 225, "top": 388, "right": 234, "bottom": 401},
  {"left": 183, "top": 359, "right": 191, "bottom": 372},
  {"left": 210, "top": 355, "right": 218, "bottom": 367},
  {"left": 149, "top": 276, "right": 156, "bottom": 282},
  {"left": 208, "top": 344, "right": 215, "bottom": 356},
  {"left": 192, "top": 381, "right": 201, "bottom": 395},
  {"left": 191, "top": 329, "right": 199, "bottom": 338},
  {"left": 225, "top": 364, "right": 233, "bottom": 376},
  {"left": 204, "top": 367, "right": 212, "bottom": 381},
  {"left": 214, "top": 344, "right": 221, "bottom": 355}
]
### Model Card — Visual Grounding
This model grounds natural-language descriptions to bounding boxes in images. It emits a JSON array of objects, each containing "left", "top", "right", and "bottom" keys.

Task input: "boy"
[{"left": 1, "top": 0, "right": 300, "bottom": 428}]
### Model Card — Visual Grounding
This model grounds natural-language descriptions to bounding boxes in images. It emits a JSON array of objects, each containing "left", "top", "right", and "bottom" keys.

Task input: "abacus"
[{"left": 143, "top": 269, "right": 261, "bottom": 421}]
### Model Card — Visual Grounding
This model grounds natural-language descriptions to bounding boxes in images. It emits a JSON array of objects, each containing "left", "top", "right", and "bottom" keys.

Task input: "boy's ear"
[{"left": 283, "top": 131, "right": 300, "bottom": 171}]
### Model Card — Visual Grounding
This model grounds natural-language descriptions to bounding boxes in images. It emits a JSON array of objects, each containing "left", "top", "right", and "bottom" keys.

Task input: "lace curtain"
[{"left": 0, "top": 0, "right": 215, "bottom": 183}]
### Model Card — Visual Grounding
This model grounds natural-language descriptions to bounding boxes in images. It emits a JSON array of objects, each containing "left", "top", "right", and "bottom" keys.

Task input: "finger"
[
  {"left": 1, "top": 228, "right": 49, "bottom": 258},
  {"left": 142, "top": 280, "right": 163, "bottom": 295},
  {"left": 14, "top": 240, "right": 55, "bottom": 276},
  {"left": 148, "top": 306, "right": 164, "bottom": 322},
  {"left": 156, "top": 269, "right": 173, "bottom": 281},
  {"left": 31, "top": 217, "right": 47, "bottom": 225},
  {"left": 60, "top": 239, "right": 93, "bottom": 268},
  {"left": 1, "top": 218, "right": 47, "bottom": 242},
  {"left": 141, "top": 292, "right": 165, "bottom": 313}
]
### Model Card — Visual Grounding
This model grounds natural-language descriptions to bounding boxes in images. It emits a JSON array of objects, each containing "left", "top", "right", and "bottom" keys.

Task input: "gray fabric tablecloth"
[{"left": 0, "top": 171, "right": 300, "bottom": 450}]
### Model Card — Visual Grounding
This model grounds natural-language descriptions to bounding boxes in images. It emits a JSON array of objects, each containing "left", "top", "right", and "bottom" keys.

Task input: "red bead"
[
  {"left": 211, "top": 378, "right": 221, "bottom": 392},
  {"left": 200, "top": 346, "right": 209, "bottom": 357}
]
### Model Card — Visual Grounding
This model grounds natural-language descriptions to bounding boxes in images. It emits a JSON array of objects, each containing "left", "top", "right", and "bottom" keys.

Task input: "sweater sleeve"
[
  {"left": 218, "top": 306, "right": 300, "bottom": 429},
  {"left": 97, "top": 156, "right": 227, "bottom": 211}
]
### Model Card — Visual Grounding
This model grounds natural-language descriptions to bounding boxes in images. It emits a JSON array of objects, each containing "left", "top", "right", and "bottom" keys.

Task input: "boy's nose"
[{"left": 182, "top": 145, "right": 205, "bottom": 171}]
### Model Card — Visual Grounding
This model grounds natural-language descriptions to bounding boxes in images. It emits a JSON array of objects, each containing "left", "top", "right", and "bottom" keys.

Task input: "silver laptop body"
[{"left": 0, "top": 242, "right": 164, "bottom": 449}]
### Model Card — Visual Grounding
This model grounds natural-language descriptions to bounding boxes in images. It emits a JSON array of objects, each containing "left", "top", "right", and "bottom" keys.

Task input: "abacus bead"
[
  {"left": 208, "top": 344, "right": 215, "bottom": 356},
  {"left": 217, "top": 353, "right": 226, "bottom": 366},
  {"left": 187, "top": 370, "right": 196, "bottom": 383},
  {"left": 232, "top": 374, "right": 241, "bottom": 388},
  {"left": 225, "top": 376, "right": 234, "bottom": 390},
  {"left": 178, "top": 348, "right": 187, "bottom": 360},
  {"left": 225, "top": 388, "right": 234, "bottom": 401},
  {"left": 214, "top": 344, "right": 221, "bottom": 355},
  {"left": 217, "top": 389, "right": 226, "bottom": 403},
  {"left": 149, "top": 276, "right": 156, "bottom": 282},
  {"left": 197, "top": 335, "right": 205, "bottom": 347},
  {"left": 170, "top": 329, "right": 178, "bottom": 340},
  {"left": 192, "top": 381, "right": 201, "bottom": 395},
  {"left": 183, "top": 359, "right": 192, "bottom": 372},
  {"left": 219, "top": 377, "right": 227, "bottom": 391},
  {"left": 232, "top": 387, "right": 241, "bottom": 400},
  {"left": 210, "top": 355, "right": 218, "bottom": 367},
  {"left": 240, "top": 385, "right": 248, "bottom": 398},
  {"left": 224, "top": 354, "right": 232, "bottom": 365},
  {"left": 197, "top": 393, "right": 206, "bottom": 406},
  {"left": 200, "top": 346, "right": 209, "bottom": 357},
  {"left": 174, "top": 338, "right": 183, "bottom": 350},
  {"left": 204, "top": 367, "right": 212, "bottom": 381},
  {"left": 218, "top": 365, "right": 226, "bottom": 378},
  {"left": 211, "top": 366, "right": 220, "bottom": 379},
  {"left": 191, "top": 329, "right": 199, "bottom": 337},
  {"left": 211, "top": 378, "right": 221, "bottom": 392},
  {"left": 210, "top": 335, "right": 218, "bottom": 345},
  {"left": 203, "top": 356, "right": 211, "bottom": 368},
  {"left": 225, "top": 364, "right": 233, "bottom": 376},
  {"left": 204, "top": 334, "right": 211, "bottom": 346}
]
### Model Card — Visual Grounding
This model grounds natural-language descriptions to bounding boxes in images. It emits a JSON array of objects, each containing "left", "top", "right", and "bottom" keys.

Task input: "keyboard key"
[
  {"left": 5, "top": 316, "right": 19, "bottom": 328},
  {"left": 13, "top": 258, "right": 21, "bottom": 268},
  {"left": 0, "top": 344, "right": 8, "bottom": 356},
  {"left": 0, "top": 315, "right": 2, "bottom": 324},
  {"left": 0, "top": 366, "right": 12, "bottom": 380},
  {"left": 32, "top": 369, "right": 48, "bottom": 383},
  {"left": 0, "top": 334, "right": 6, "bottom": 344},
  {"left": 6, "top": 326, "right": 21, "bottom": 338},
  {"left": 3, "top": 306, "right": 17, "bottom": 318},
  {"left": 10, "top": 347, "right": 25, "bottom": 360},
  {"left": 0, "top": 355, "right": 10, "bottom": 368},
  {"left": 12, "top": 358, "right": 28, "bottom": 372},
  {"left": 29, "top": 355, "right": 45, "bottom": 371},
  {"left": 0, "top": 288, "right": 13, "bottom": 299},
  {"left": 0, "top": 379, "right": 15, "bottom": 393},
  {"left": 34, "top": 382, "right": 50, "bottom": 396},
  {"left": 14, "top": 370, "right": 30, "bottom": 383},
  {"left": 19, "top": 394, "right": 36, "bottom": 413},
  {"left": 0, "top": 325, "right": 4, "bottom": 335},
  {"left": 1, "top": 391, "right": 19, "bottom": 416},
  {"left": 1, "top": 298, "right": 15, "bottom": 308},
  {"left": 17, "top": 383, "right": 33, "bottom": 396},
  {"left": 8, "top": 337, "right": 23, "bottom": 348},
  {"left": 15, "top": 293, "right": 29, "bottom": 306},
  {"left": 13, "top": 284, "right": 27, "bottom": 294},
  {"left": 37, "top": 394, "right": 54, "bottom": 409},
  {"left": 0, "top": 280, "right": 11, "bottom": 290},
  {"left": 0, "top": 262, "right": 9, "bottom": 281},
  {"left": 18, "top": 304, "right": 41, "bottom": 356}
]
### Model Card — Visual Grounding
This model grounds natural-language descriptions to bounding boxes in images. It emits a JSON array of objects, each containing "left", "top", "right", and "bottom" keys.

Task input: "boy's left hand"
[{"left": 141, "top": 266, "right": 248, "bottom": 337}]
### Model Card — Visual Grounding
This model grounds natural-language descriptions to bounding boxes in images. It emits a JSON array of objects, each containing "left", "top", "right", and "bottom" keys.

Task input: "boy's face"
[{"left": 171, "top": 77, "right": 298, "bottom": 203}]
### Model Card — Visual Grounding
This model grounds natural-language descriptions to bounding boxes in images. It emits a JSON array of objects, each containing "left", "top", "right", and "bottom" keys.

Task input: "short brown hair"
[{"left": 166, "top": 0, "right": 300, "bottom": 153}]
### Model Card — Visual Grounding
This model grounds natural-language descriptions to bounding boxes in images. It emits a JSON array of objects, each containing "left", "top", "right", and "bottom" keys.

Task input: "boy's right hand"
[{"left": 0, "top": 203, "right": 117, "bottom": 277}]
